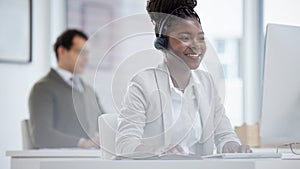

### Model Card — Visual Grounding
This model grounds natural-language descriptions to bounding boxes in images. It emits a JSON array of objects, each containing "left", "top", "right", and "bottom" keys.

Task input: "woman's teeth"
[{"left": 186, "top": 53, "right": 201, "bottom": 57}]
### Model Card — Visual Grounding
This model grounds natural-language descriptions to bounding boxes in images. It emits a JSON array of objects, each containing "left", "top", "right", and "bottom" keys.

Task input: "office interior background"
[{"left": 0, "top": 0, "right": 300, "bottom": 168}]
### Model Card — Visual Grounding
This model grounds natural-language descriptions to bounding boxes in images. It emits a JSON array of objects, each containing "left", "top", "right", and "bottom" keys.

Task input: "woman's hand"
[{"left": 222, "top": 141, "right": 252, "bottom": 153}]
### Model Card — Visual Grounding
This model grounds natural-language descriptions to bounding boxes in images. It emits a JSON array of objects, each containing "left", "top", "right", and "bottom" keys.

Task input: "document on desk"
[
  {"left": 201, "top": 153, "right": 282, "bottom": 159},
  {"left": 281, "top": 154, "right": 300, "bottom": 160},
  {"left": 115, "top": 153, "right": 203, "bottom": 160}
]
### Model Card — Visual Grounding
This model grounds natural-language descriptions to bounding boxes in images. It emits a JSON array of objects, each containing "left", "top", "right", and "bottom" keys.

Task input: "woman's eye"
[
  {"left": 179, "top": 36, "right": 190, "bottom": 41},
  {"left": 198, "top": 37, "right": 205, "bottom": 42}
]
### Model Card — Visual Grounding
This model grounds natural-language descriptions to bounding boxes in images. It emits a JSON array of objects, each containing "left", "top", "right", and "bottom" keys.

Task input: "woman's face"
[{"left": 167, "top": 18, "right": 206, "bottom": 70}]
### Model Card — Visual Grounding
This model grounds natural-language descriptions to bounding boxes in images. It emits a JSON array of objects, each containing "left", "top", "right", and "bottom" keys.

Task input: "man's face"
[
  {"left": 167, "top": 18, "right": 206, "bottom": 70},
  {"left": 60, "top": 35, "right": 88, "bottom": 74}
]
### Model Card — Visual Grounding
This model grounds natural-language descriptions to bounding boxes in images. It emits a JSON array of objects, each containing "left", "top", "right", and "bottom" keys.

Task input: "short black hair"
[{"left": 53, "top": 29, "right": 88, "bottom": 61}]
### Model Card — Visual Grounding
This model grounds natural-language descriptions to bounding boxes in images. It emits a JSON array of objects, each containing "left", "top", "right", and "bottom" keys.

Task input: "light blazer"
[{"left": 115, "top": 63, "right": 240, "bottom": 156}]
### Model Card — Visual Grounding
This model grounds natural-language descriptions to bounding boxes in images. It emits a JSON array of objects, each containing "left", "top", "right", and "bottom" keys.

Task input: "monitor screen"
[{"left": 260, "top": 23, "right": 300, "bottom": 145}]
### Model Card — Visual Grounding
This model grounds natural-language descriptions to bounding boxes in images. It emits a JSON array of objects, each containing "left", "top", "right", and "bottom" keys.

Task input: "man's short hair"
[{"left": 53, "top": 29, "right": 88, "bottom": 61}]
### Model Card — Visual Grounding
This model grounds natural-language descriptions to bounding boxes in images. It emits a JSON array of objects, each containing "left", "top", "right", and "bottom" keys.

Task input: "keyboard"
[
  {"left": 202, "top": 153, "right": 282, "bottom": 159},
  {"left": 115, "top": 153, "right": 203, "bottom": 160},
  {"left": 115, "top": 152, "right": 282, "bottom": 160}
]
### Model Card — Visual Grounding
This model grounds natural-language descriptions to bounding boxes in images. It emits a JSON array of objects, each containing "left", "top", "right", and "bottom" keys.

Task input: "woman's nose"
[
  {"left": 190, "top": 42, "right": 206, "bottom": 55},
  {"left": 189, "top": 39, "right": 201, "bottom": 51}
]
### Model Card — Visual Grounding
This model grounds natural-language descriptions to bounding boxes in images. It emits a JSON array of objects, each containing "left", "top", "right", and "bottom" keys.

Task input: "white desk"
[
  {"left": 41, "top": 160, "right": 300, "bottom": 169},
  {"left": 6, "top": 150, "right": 300, "bottom": 169},
  {"left": 6, "top": 149, "right": 101, "bottom": 169}
]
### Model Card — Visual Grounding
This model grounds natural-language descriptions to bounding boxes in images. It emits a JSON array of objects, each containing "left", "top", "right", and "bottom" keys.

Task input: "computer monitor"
[{"left": 260, "top": 23, "right": 300, "bottom": 145}]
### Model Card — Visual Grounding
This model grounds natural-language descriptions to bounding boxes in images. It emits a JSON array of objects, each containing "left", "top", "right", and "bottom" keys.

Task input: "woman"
[{"left": 115, "top": 0, "right": 251, "bottom": 156}]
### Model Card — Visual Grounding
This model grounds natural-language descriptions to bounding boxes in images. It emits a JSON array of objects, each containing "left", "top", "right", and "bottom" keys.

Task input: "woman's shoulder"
[
  {"left": 193, "top": 69, "right": 213, "bottom": 82},
  {"left": 130, "top": 67, "right": 169, "bottom": 83}
]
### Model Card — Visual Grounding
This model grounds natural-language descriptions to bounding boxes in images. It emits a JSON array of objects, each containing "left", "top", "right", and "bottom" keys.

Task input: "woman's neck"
[{"left": 165, "top": 53, "right": 191, "bottom": 91}]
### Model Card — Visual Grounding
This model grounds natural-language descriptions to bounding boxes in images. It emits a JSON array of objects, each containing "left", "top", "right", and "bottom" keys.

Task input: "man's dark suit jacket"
[{"left": 29, "top": 68, "right": 102, "bottom": 148}]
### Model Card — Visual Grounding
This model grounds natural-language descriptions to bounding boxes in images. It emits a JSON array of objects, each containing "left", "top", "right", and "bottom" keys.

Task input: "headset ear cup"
[{"left": 154, "top": 37, "right": 168, "bottom": 50}]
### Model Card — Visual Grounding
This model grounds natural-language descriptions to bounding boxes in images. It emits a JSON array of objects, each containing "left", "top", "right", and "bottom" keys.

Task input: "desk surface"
[
  {"left": 6, "top": 149, "right": 101, "bottom": 158},
  {"left": 41, "top": 159, "right": 300, "bottom": 169},
  {"left": 6, "top": 149, "right": 300, "bottom": 169}
]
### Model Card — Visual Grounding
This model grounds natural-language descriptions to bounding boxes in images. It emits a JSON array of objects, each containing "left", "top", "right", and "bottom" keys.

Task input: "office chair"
[
  {"left": 21, "top": 119, "right": 34, "bottom": 149},
  {"left": 98, "top": 114, "right": 118, "bottom": 159}
]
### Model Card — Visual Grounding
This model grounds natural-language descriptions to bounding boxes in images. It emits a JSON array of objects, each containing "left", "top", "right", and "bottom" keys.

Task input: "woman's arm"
[{"left": 115, "top": 81, "right": 148, "bottom": 155}]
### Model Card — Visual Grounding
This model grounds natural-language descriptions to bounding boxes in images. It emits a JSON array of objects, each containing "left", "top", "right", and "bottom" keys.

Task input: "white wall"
[
  {"left": 264, "top": 0, "right": 300, "bottom": 27},
  {"left": 0, "top": 0, "right": 51, "bottom": 168}
]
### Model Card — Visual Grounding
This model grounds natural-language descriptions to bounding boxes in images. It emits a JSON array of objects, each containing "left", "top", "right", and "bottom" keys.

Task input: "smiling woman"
[
  {"left": 0, "top": 0, "right": 32, "bottom": 63},
  {"left": 167, "top": 18, "right": 206, "bottom": 70},
  {"left": 115, "top": 0, "right": 251, "bottom": 158}
]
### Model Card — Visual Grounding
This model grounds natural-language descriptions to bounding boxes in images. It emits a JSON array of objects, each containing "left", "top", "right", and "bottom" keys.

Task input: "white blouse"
[{"left": 167, "top": 72, "right": 202, "bottom": 154}]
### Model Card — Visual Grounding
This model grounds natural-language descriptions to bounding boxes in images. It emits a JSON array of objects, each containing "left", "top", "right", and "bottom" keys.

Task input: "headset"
[
  {"left": 153, "top": 14, "right": 171, "bottom": 50},
  {"left": 154, "top": 6, "right": 201, "bottom": 50}
]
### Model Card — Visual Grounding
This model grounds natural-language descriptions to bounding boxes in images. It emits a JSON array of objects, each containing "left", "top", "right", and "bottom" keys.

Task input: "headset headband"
[{"left": 157, "top": 6, "right": 200, "bottom": 38}]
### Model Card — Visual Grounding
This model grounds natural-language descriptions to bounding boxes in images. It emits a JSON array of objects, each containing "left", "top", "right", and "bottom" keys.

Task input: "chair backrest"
[
  {"left": 98, "top": 114, "right": 118, "bottom": 159},
  {"left": 21, "top": 119, "right": 34, "bottom": 149}
]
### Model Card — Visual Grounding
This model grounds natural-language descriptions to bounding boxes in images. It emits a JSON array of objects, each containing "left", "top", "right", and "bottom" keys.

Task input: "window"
[
  {"left": 0, "top": 0, "right": 32, "bottom": 63},
  {"left": 264, "top": 0, "right": 300, "bottom": 28},
  {"left": 196, "top": 0, "right": 244, "bottom": 126}
]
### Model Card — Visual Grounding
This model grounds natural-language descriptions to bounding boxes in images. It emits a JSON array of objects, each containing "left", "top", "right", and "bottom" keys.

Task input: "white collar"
[
  {"left": 166, "top": 66, "right": 200, "bottom": 94},
  {"left": 54, "top": 66, "right": 74, "bottom": 83}
]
